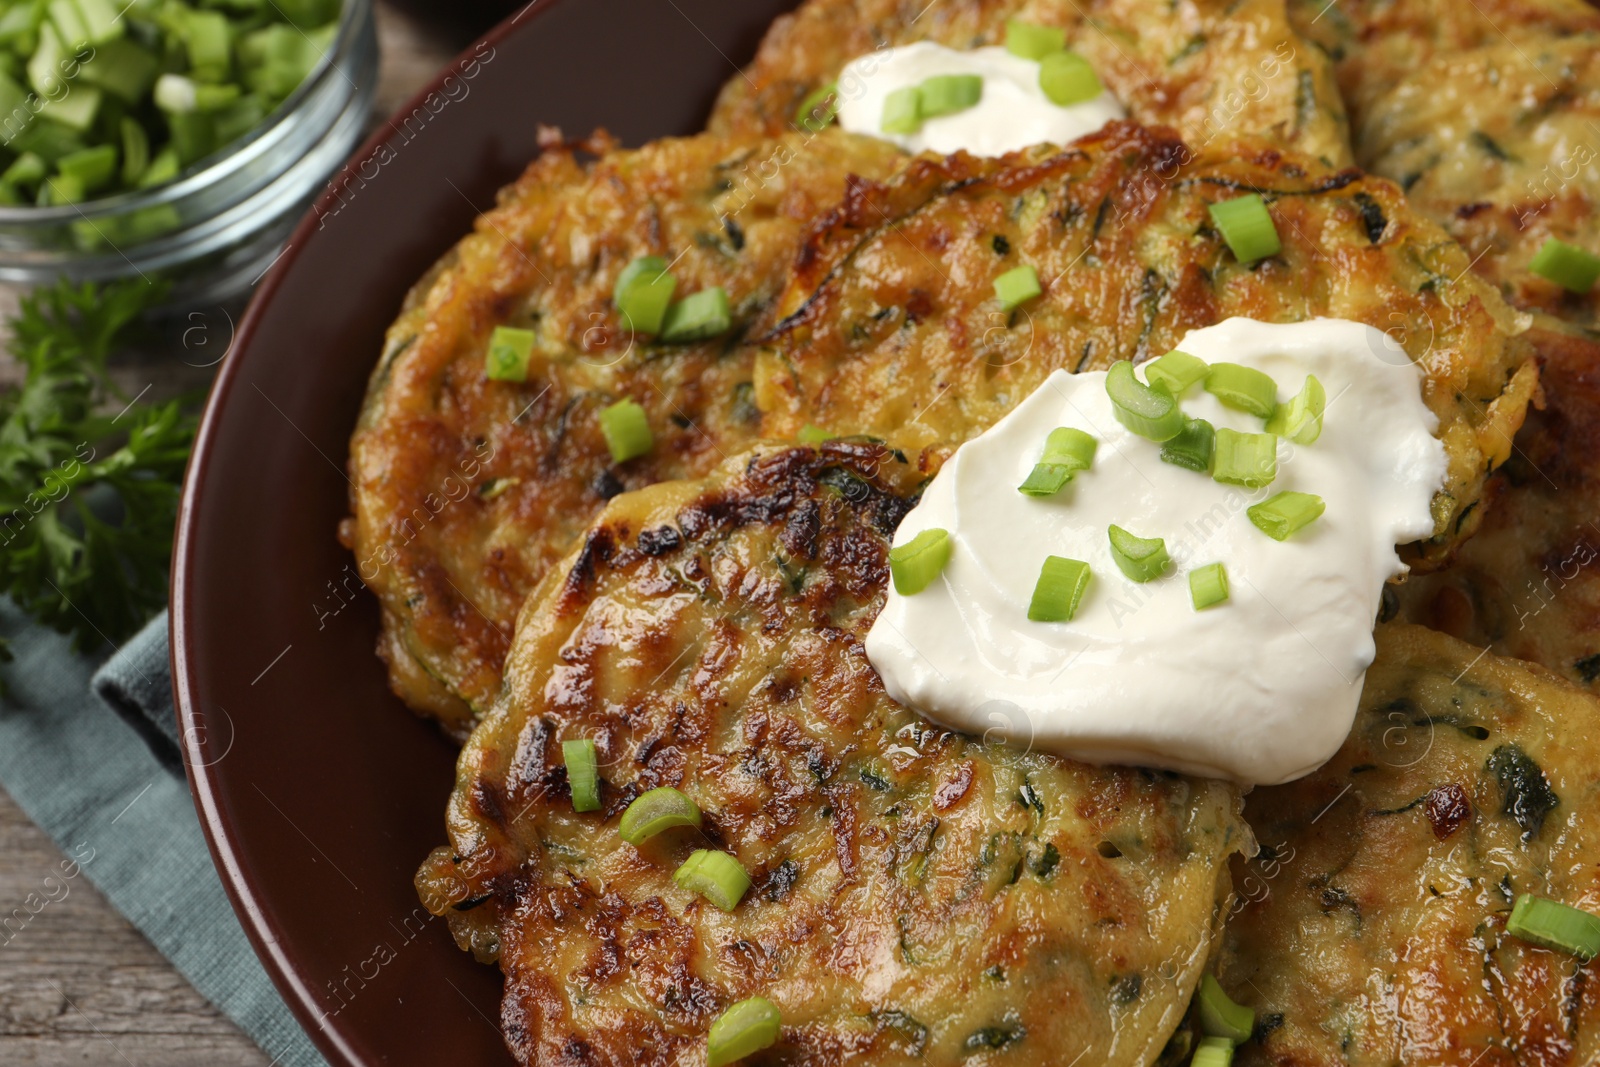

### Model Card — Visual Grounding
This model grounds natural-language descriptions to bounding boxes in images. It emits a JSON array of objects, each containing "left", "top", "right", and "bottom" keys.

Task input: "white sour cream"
[
  {"left": 834, "top": 42, "right": 1125, "bottom": 157},
  {"left": 865, "top": 318, "right": 1448, "bottom": 786}
]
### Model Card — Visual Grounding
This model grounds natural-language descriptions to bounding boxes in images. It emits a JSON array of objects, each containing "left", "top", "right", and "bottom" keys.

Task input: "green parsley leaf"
[{"left": 0, "top": 277, "right": 192, "bottom": 652}]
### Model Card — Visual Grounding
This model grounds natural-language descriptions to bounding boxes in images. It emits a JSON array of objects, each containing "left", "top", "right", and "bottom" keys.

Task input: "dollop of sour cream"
[
  {"left": 834, "top": 42, "right": 1125, "bottom": 157},
  {"left": 865, "top": 318, "right": 1448, "bottom": 786}
]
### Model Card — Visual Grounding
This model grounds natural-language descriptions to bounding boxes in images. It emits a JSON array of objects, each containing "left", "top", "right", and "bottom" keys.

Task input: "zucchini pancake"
[
  {"left": 1218, "top": 624, "right": 1600, "bottom": 1066},
  {"left": 416, "top": 444, "right": 1250, "bottom": 1067},
  {"left": 347, "top": 123, "right": 1535, "bottom": 737},
  {"left": 1288, "top": 0, "right": 1600, "bottom": 325},
  {"left": 708, "top": 0, "right": 1353, "bottom": 166}
]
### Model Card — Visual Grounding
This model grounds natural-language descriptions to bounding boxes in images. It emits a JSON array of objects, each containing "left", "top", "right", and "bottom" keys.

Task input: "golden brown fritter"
[
  {"left": 708, "top": 0, "right": 1353, "bottom": 166},
  {"left": 1397, "top": 324, "right": 1600, "bottom": 689},
  {"left": 748, "top": 123, "right": 1537, "bottom": 568},
  {"left": 1217, "top": 623, "right": 1600, "bottom": 1066},
  {"left": 416, "top": 443, "right": 1249, "bottom": 1067},
  {"left": 349, "top": 122, "right": 1538, "bottom": 736},
  {"left": 342, "top": 130, "right": 907, "bottom": 737},
  {"left": 1289, "top": 0, "right": 1600, "bottom": 326}
]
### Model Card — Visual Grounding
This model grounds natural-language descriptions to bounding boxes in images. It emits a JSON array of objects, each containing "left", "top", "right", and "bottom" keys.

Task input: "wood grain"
[{"left": 0, "top": 6, "right": 459, "bottom": 1063}]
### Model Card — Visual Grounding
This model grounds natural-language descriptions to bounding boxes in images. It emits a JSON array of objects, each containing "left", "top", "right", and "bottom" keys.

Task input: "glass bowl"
[{"left": 0, "top": 0, "right": 376, "bottom": 305}]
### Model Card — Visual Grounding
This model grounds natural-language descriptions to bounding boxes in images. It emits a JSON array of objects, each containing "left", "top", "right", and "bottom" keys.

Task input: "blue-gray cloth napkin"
[{"left": 0, "top": 597, "right": 327, "bottom": 1067}]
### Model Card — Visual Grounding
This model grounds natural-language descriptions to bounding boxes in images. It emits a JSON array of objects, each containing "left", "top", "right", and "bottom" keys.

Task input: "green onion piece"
[
  {"left": 1247, "top": 491, "right": 1325, "bottom": 540},
  {"left": 613, "top": 255, "right": 669, "bottom": 303},
  {"left": 562, "top": 739, "right": 601, "bottom": 813},
  {"left": 881, "top": 85, "right": 923, "bottom": 134},
  {"left": 706, "top": 997, "right": 782, "bottom": 1067},
  {"left": 1028, "top": 556, "right": 1091, "bottom": 622},
  {"left": 661, "top": 287, "right": 731, "bottom": 343},
  {"left": 79, "top": 38, "right": 159, "bottom": 102},
  {"left": 55, "top": 144, "right": 116, "bottom": 193},
  {"left": 27, "top": 21, "right": 66, "bottom": 97},
  {"left": 1209, "top": 193, "right": 1281, "bottom": 263},
  {"left": 1039, "top": 51, "right": 1102, "bottom": 106},
  {"left": 1265, "top": 374, "right": 1326, "bottom": 444},
  {"left": 1, "top": 152, "right": 44, "bottom": 189},
  {"left": 616, "top": 268, "right": 677, "bottom": 336},
  {"left": 1507, "top": 894, "right": 1600, "bottom": 959},
  {"left": 119, "top": 117, "right": 148, "bottom": 185},
  {"left": 1198, "top": 974, "right": 1253, "bottom": 1041},
  {"left": 1143, "top": 350, "right": 1209, "bottom": 395},
  {"left": 183, "top": 9, "right": 231, "bottom": 81},
  {"left": 484, "top": 326, "right": 535, "bottom": 382},
  {"left": 1108, "top": 524, "right": 1170, "bottom": 583},
  {"left": 1205, "top": 362, "right": 1279, "bottom": 418},
  {"left": 1211, "top": 428, "right": 1277, "bottom": 487},
  {"left": 798, "top": 424, "right": 834, "bottom": 445},
  {"left": 1192, "top": 1036, "right": 1235, "bottom": 1067},
  {"left": 617, "top": 786, "right": 702, "bottom": 844},
  {"left": 889, "top": 528, "right": 952, "bottom": 595},
  {"left": 794, "top": 81, "right": 839, "bottom": 132},
  {"left": 918, "top": 74, "right": 983, "bottom": 118},
  {"left": 1529, "top": 238, "right": 1600, "bottom": 293},
  {"left": 137, "top": 146, "right": 180, "bottom": 189},
  {"left": 1106, "top": 360, "right": 1184, "bottom": 442},
  {"left": 1160, "top": 417, "right": 1215, "bottom": 473},
  {"left": 40, "top": 173, "right": 82, "bottom": 205},
  {"left": 674, "top": 849, "right": 752, "bottom": 912},
  {"left": 993, "top": 264, "right": 1041, "bottom": 311},
  {"left": 38, "top": 84, "right": 101, "bottom": 132},
  {"left": 599, "top": 398, "right": 654, "bottom": 463},
  {"left": 1017, "top": 426, "right": 1096, "bottom": 496},
  {"left": 1005, "top": 19, "right": 1065, "bottom": 59}
]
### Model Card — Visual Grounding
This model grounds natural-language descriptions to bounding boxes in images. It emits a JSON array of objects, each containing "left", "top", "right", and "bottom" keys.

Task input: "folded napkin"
[{"left": 0, "top": 598, "right": 328, "bottom": 1067}]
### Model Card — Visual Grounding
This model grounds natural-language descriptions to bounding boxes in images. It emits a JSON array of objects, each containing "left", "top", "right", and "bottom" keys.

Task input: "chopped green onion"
[
  {"left": 485, "top": 326, "right": 535, "bottom": 382},
  {"left": 55, "top": 144, "right": 116, "bottom": 194},
  {"left": 794, "top": 82, "right": 839, "bottom": 132},
  {"left": 1160, "top": 417, "right": 1215, "bottom": 473},
  {"left": 614, "top": 257, "right": 677, "bottom": 336},
  {"left": 1038, "top": 51, "right": 1102, "bottom": 106},
  {"left": 1211, "top": 428, "right": 1277, "bottom": 487},
  {"left": 1108, "top": 524, "right": 1170, "bottom": 583},
  {"left": 881, "top": 85, "right": 922, "bottom": 134},
  {"left": 993, "top": 264, "right": 1041, "bottom": 311},
  {"left": 1005, "top": 19, "right": 1065, "bottom": 60},
  {"left": 38, "top": 84, "right": 101, "bottom": 131},
  {"left": 707, "top": 997, "right": 782, "bottom": 1067},
  {"left": 1205, "top": 363, "right": 1278, "bottom": 418},
  {"left": 119, "top": 117, "right": 149, "bottom": 185},
  {"left": 674, "top": 849, "right": 752, "bottom": 911},
  {"left": 599, "top": 398, "right": 654, "bottom": 463},
  {"left": 562, "top": 739, "right": 600, "bottom": 813},
  {"left": 1028, "top": 556, "right": 1091, "bottom": 622},
  {"left": 1017, "top": 426, "right": 1097, "bottom": 496},
  {"left": 1198, "top": 974, "right": 1253, "bottom": 1041},
  {"left": 919, "top": 74, "right": 983, "bottom": 118},
  {"left": 1, "top": 152, "right": 44, "bottom": 189},
  {"left": 618, "top": 786, "right": 702, "bottom": 844},
  {"left": 1507, "top": 894, "right": 1600, "bottom": 959},
  {"left": 1209, "top": 194, "right": 1281, "bottom": 263},
  {"left": 1266, "top": 374, "right": 1326, "bottom": 444},
  {"left": 1192, "top": 1036, "right": 1235, "bottom": 1067},
  {"left": 1529, "top": 238, "right": 1600, "bottom": 293},
  {"left": 799, "top": 424, "right": 834, "bottom": 445},
  {"left": 80, "top": 38, "right": 159, "bottom": 102},
  {"left": 1142, "top": 350, "right": 1209, "bottom": 395},
  {"left": 1247, "top": 491, "right": 1325, "bottom": 540},
  {"left": 1106, "top": 360, "right": 1184, "bottom": 442},
  {"left": 660, "top": 287, "right": 731, "bottom": 343},
  {"left": 889, "top": 528, "right": 952, "bottom": 595}
]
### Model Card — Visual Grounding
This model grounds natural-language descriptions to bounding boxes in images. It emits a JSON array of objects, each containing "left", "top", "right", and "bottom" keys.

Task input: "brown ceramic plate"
[{"left": 170, "top": 3, "right": 798, "bottom": 1062}]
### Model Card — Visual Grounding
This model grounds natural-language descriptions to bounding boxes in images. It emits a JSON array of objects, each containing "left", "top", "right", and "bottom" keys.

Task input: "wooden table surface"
[{"left": 0, "top": 9, "right": 461, "bottom": 1063}]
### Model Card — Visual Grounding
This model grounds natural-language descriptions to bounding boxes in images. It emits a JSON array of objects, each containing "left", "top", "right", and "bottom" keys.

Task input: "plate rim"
[{"left": 169, "top": 5, "right": 563, "bottom": 1063}]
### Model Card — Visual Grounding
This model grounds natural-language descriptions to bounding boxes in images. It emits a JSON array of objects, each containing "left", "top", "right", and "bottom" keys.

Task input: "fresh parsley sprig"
[{"left": 0, "top": 278, "right": 195, "bottom": 652}]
